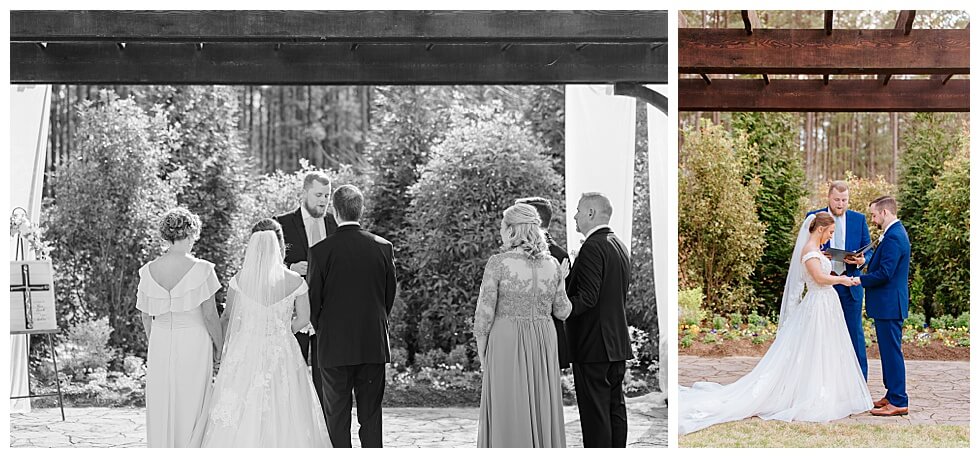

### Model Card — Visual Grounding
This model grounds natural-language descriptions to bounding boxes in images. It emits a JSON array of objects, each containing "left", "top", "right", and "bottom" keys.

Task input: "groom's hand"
[
  {"left": 844, "top": 254, "right": 865, "bottom": 265},
  {"left": 289, "top": 261, "right": 309, "bottom": 276}
]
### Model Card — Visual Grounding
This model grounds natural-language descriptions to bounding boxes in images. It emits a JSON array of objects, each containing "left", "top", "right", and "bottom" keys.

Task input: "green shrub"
[
  {"left": 732, "top": 112, "right": 806, "bottom": 316},
  {"left": 702, "top": 333, "right": 718, "bottom": 344},
  {"left": 679, "top": 123, "right": 766, "bottom": 313},
  {"left": 415, "top": 348, "right": 450, "bottom": 368},
  {"left": 918, "top": 143, "right": 970, "bottom": 317},
  {"left": 680, "top": 335, "right": 694, "bottom": 348},
  {"left": 898, "top": 113, "right": 966, "bottom": 320},
  {"left": 403, "top": 104, "right": 562, "bottom": 353},
  {"left": 905, "top": 312, "right": 926, "bottom": 330},
  {"left": 747, "top": 311, "right": 768, "bottom": 328},
  {"left": 44, "top": 91, "right": 182, "bottom": 355},
  {"left": 678, "top": 287, "right": 706, "bottom": 326},
  {"left": 953, "top": 312, "right": 970, "bottom": 329},
  {"left": 930, "top": 314, "right": 956, "bottom": 330},
  {"left": 729, "top": 312, "right": 744, "bottom": 327},
  {"left": 58, "top": 317, "right": 118, "bottom": 381},
  {"left": 711, "top": 315, "right": 728, "bottom": 331}
]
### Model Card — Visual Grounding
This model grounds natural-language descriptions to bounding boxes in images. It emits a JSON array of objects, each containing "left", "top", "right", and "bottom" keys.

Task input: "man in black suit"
[
  {"left": 274, "top": 171, "right": 338, "bottom": 409},
  {"left": 308, "top": 185, "right": 396, "bottom": 448},
  {"left": 515, "top": 196, "right": 572, "bottom": 370},
  {"left": 565, "top": 192, "right": 633, "bottom": 448}
]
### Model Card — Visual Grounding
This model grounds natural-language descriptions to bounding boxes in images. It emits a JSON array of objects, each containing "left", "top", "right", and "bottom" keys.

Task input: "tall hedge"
[
  {"left": 919, "top": 144, "right": 970, "bottom": 317},
  {"left": 731, "top": 112, "right": 806, "bottom": 315},
  {"left": 679, "top": 123, "right": 766, "bottom": 314},
  {"left": 45, "top": 92, "right": 183, "bottom": 354},
  {"left": 898, "top": 113, "right": 965, "bottom": 320},
  {"left": 401, "top": 105, "right": 562, "bottom": 354}
]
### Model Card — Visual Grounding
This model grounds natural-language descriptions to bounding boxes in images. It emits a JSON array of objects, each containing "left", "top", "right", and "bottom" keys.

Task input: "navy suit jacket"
[
  {"left": 860, "top": 221, "right": 911, "bottom": 320},
  {"left": 807, "top": 208, "right": 873, "bottom": 302}
]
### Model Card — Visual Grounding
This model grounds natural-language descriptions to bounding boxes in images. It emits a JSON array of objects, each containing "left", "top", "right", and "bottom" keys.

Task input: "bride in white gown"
[
  {"left": 196, "top": 220, "right": 331, "bottom": 447},
  {"left": 679, "top": 212, "right": 873, "bottom": 435}
]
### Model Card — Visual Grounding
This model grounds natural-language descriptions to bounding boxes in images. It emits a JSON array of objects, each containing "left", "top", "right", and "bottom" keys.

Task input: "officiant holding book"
[{"left": 807, "top": 181, "right": 873, "bottom": 380}]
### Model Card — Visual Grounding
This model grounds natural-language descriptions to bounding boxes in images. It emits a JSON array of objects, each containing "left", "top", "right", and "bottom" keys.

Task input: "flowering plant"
[{"left": 10, "top": 209, "right": 52, "bottom": 259}]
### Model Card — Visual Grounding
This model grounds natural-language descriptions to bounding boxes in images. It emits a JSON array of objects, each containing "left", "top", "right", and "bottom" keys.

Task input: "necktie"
[
  {"left": 311, "top": 219, "right": 323, "bottom": 245},
  {"left": 833, "top": 216, "right": 845, "bottom": 275}
]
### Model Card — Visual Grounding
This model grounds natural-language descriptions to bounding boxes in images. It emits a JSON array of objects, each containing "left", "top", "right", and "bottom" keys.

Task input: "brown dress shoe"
[
  {"left": 873, "top": 397, "right": 889, "bottom": 408},
  {"left": 871, "top": 403, "right": 909, "bottom": 416}
]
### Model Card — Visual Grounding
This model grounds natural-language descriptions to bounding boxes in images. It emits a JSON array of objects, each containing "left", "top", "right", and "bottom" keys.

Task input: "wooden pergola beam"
[
  {"left": 824, "top": 10, "right": 834, "bottom": 35},
  {"left": 10, "top": 10, "right": 669, "bottom": 44},
  {"left": 933, "top": 22, "right": 969, "bottom": 85},
  {"left": 679, "top": 28, "right": 969, "bottom": 74},
  {"left": 10, "top": 41, "right": 668, "bottom": 85},
  {"left": 880, "top": 10, "right": 917, "bottom": 85},
  {"left": 613, "top": 83, "right": 668, "bottom": 114},
  {"left": 679, "top": 78, "right": 969, "bottom": 112}
]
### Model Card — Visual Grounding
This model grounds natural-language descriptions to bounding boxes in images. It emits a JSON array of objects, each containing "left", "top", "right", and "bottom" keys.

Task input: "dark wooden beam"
[
  {"left": 679, "top": 28, "right": 969, "bottom": 74},
  {"left": 613, "top": 83, "right": 668, "bottom": 114},
  {"left": 679, "top": 78, "right": 969, "bottom": 112},
  {"left": 10, "top": 10, "right": 668, "bottom": 43},
  {"left": 933, "top": 22, "right": 968, "bottom": 84},
  {"left": 741, "top": 10, "right": 760, "bottom": 35},
  {"left": 11, "top": 41, "right": 668, "bottom": 85},
  {"left": 880, "top": 11, "right": 917, "bottom": 85}
]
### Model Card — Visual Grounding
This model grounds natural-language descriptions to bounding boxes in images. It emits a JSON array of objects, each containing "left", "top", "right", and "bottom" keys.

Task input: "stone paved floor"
[
  {"left": 679, "top": 356, "right": 969, "bottom": 425},
  {"left": 10, "top": 399, "right": 666, "bottom": 448}
]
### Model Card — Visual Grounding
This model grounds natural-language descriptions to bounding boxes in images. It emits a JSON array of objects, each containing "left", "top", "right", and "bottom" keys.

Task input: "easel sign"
[{"left": 10, "top": 260, "right": 58, "bottom": 334}]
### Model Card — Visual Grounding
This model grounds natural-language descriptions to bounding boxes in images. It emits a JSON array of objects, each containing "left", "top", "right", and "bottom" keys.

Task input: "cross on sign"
[{"left": 10, "top": 264, "right": 49, "bottom": 330}]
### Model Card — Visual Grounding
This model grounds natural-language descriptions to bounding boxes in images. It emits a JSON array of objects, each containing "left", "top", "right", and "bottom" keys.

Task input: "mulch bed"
[{"left": 680, "top": 339, "right": 969, "bottom": 361}]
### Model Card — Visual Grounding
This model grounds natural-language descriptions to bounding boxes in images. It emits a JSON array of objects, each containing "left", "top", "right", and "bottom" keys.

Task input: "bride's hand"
[{"left": 559, "top": 258, "right": 571, "bottom": 278}]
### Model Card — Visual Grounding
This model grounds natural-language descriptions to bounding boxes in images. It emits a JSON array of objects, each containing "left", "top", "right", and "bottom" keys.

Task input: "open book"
[{"left": 825, "top": 241, "right": 874, "bottom": 263}]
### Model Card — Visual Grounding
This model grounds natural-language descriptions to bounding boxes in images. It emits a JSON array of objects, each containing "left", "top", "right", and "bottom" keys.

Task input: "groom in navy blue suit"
[
  {"left": 857, "top": 196, "right": 911, "bottom": 416},
  {"left": 808, "top": 181, "right": 873, "bottom": 380}
]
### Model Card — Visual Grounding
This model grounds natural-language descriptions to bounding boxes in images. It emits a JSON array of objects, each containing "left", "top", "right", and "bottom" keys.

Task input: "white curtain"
[
  {"left": 8, "top": 84, "right": 53, "bottom": 412},
  {"left": 646, "top": 89, "right": 669, "bottom": 395},
  {"left": 564, "top": 85, "right": 636, "bottom": 255}
]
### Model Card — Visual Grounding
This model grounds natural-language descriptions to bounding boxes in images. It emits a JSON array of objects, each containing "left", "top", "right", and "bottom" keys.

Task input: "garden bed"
[{"left": 679, "top": 338, "right": 969, "bottom": 361}]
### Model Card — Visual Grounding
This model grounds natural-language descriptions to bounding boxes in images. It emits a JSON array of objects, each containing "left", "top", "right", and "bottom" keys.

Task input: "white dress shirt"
[{"left": 301, "top": 205, "right": 327, "bottom": 248}]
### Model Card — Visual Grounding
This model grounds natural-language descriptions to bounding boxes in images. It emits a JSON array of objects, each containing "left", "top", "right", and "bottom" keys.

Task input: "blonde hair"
[{"left": 501, "top": 203, "right": 548, "bottom": 259}]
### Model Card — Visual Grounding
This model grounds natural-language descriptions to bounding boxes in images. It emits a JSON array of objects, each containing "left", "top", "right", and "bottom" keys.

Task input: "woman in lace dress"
[
  {"left": 474, "top": 203, "right": 573, "bottom": 448},
  {"left": 137, "top": 208, "right": 223, "bottom": 447},
  {"left": 678, "top": 212, "right": 872, "bottom": 435},
  {"left": 197, "top": 219, "right": 331, "bottom": 447}
]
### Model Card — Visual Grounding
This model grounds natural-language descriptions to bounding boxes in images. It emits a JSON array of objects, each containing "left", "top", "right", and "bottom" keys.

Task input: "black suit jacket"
[
  {"left": 308, "top": 225, "right": 396, "bottom": 367},
  {"left": 565, "top": 227, "right": 633, "bottom": 363},
  {"left": 275, "top": 207, "right": 338, "bottom": 268},
  {"left": 545, "top": 233, "right": 572, "bottom": 369}
]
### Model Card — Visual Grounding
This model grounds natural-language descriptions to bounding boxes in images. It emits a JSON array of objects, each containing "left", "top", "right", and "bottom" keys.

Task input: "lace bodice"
[
  {"left": 473, "top": 251, "right": 572, "bottom": 339},
  {"left": 802, "top": 251, "right": 833, "bottom": 291},
  {"left": 224, "top": 277, "right": 308, "bottom": 343}
]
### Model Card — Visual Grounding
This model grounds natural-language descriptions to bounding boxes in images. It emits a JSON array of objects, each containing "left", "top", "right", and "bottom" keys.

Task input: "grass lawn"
[{"left": 680, "top": 419, "right": 969, "bottom": 448}]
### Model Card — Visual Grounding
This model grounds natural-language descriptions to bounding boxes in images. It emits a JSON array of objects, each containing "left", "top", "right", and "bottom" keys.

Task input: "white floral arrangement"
[{"left": 10, "top": 209, "right": 53, "bottom": 260}]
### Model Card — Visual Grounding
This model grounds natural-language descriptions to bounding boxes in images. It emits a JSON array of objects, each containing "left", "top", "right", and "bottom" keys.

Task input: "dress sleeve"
[
  {"left": 473, "top": 255, "right": 501, "bottom": 340},
  {"left": 551, "top": 260, "right": 572, "bottom": 321},
  {"left": 801, "top": 251, "right": 825, "bottom": 264}
]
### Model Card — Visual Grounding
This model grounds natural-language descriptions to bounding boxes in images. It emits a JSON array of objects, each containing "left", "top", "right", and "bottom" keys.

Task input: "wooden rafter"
[
  {"left": 741, "top": 10, "right": 760, "bottom": 35},
  {"left": 679, "top": 78, "right": 969, "bottom": 112},
  {"left": 680, "top": 28, "right": 968, "bottom": 75},
  {"left": 880, "top": 10, "right": 917, "bottom": 85}
]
